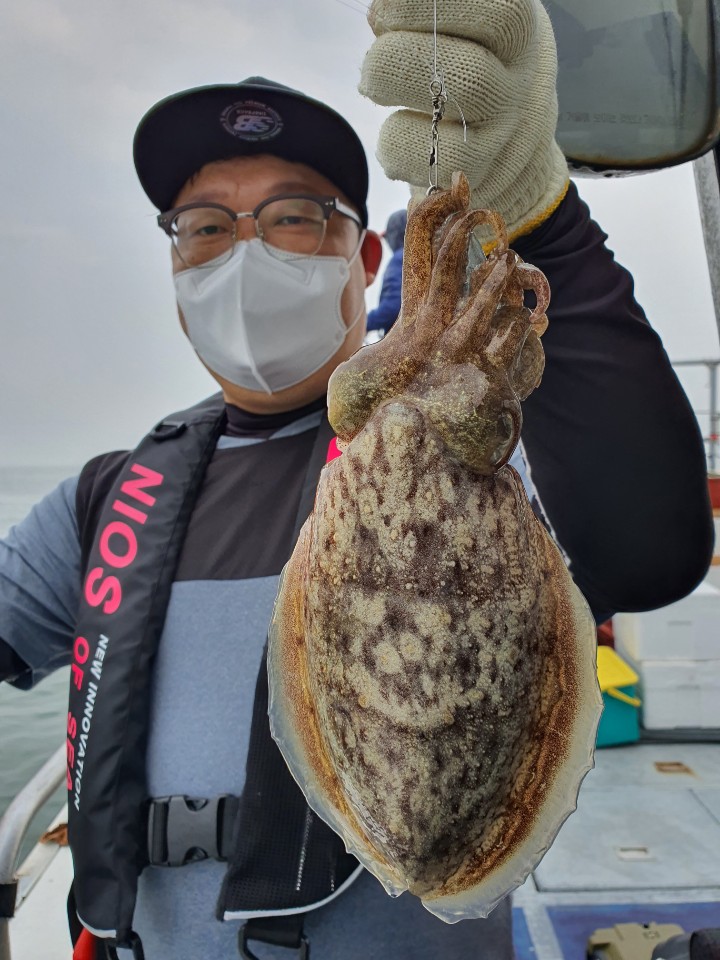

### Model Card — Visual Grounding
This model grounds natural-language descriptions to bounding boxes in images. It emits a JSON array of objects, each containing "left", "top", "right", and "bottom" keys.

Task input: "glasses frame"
[{"left": 157, "top": 192, "right": 363, "bottom": 268}]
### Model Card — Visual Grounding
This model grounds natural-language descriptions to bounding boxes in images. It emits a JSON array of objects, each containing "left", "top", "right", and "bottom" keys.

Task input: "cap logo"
[{"left": 220, "top": 100, "right": 283, "bottom": 142}]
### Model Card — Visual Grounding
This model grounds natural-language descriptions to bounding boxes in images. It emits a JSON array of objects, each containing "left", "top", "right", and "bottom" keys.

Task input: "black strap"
[
  {"left": 105, "top": 932, "right": 146, "bottom": 960},
  {"left": 0, "top": 639, "right": 29, "bottom": 685},
  {"left": 69, "top": 395, "right": 226, "bottom": 942},
  {"left": 218, "top": 643, "right": 357, "bottom": 916},
  {"left": 0, "top": 880, "right": 16, "bottom": 919},
  {"left": 217, "top": 412, "right": 359, "bottom": 929},
  {"left": 240, "top": 916, "right": 308, "bottom": 959}
]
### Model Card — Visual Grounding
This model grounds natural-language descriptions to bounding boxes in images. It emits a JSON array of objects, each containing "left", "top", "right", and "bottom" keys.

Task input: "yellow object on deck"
[
  {"left": 595, "top": 647, "right": 642, "bottom": 746},
  {"left": 597, "top": 646, "right": 641, "bottom": 708}
]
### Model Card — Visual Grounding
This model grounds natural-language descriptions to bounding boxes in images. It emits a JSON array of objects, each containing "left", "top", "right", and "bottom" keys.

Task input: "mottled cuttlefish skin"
[{"left": 268, "top": 173, "right": 602, "bottom": 922}]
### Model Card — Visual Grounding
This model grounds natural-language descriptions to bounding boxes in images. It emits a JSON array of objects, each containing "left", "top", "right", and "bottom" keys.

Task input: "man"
[
  {"left": 0, "top": 2, "right": 713, "bottom": 958},
  {"left": 367, "top": 208, "right": 406, "bottom": 335}
]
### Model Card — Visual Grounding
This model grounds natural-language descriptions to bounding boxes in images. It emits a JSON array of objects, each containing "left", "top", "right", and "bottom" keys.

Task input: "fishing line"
[
  {"left": 329, "top": 0, "right": 467, "bottom": 193},
  {"left": 330, "top": 0, "right": 370, "bottom": 15},
  {"left": 428, "top": 0, "right": 447, "bottom": 192},
  {"left": 427, "top": 0, "right": 481, "bottom": 269},
  {"left": 427, "top": 0, "right": 467, "bottom": 194}
]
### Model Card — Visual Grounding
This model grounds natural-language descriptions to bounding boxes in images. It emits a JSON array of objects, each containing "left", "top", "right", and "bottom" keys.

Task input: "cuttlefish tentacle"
[
  {"left": 428, "top": 209, "right": 510, "bottom": 330},
  {"left": 329, "top": 174, "right": 549, "bottom": 448},
  {"left": 329, "top": 175, "right": 535, "bottom": 444},
  {"left": 329, "top": 177, "right": 471, "bottom": 441},
  {"left": 432, "top": 254, "right": 513, "bottom": 363},
  {"left": 514, "top": 262, "right": 551, "bottom": 334},
  {"left": 401, "top": 174, "right": 470, "bottom": 319}
]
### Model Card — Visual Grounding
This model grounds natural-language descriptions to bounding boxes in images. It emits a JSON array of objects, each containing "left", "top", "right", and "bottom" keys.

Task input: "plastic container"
[
  {"left": 631, "top": 658, "right": 720, "bottom": 729},
  {"left": 596, "top": 647, "right": 641, "bottom": 747},
  {"left": 613, "top": 582, "right": 720, "bottom": 662}
]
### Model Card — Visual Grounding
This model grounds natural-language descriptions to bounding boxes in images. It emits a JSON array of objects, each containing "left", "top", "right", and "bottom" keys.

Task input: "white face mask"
[{"left": 173, "top": 236, "right": 365, "bottom": 394}]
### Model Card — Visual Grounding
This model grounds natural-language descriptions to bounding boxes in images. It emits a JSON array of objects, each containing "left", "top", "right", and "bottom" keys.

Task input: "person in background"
[
  {"left": 0, "top": 1, "right": 714, "bottom": 958},
  {"left": 366, "top": 207, "right": 407, "bottom": 335}
]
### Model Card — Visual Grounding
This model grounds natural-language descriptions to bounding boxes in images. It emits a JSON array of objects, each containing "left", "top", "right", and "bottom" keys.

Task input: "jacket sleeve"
[
  {"left": 513, "top": 182, "right": 714, "bottom": 623},
  {"left": 0, "top": 476, "right": 81, "bottom": 688},
  {"left": 0, "top": 639, "right": 28, "bottom": 684},
  {"left": 367, "top": 248, "right": 403, "bottom": 333}
]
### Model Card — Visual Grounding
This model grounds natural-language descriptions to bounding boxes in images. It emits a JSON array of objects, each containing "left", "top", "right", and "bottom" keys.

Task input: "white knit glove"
[{"left": 359, "top": 0, "right": 570, "bottom": 240}]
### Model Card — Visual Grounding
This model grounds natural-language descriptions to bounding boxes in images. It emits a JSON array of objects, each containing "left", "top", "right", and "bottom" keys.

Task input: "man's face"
[{"left": 171, "top": 154, "right": 381, "bottom": 413}]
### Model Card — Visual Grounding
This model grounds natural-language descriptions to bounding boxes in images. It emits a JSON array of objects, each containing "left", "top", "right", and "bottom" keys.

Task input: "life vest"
[{"left": 66, "top": 394, "right": 359, "bottom": 950}]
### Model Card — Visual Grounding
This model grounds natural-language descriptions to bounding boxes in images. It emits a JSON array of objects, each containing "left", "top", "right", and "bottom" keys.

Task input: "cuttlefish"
[{"left": 268, "top": 172, "right": 602, "bottom": 922}]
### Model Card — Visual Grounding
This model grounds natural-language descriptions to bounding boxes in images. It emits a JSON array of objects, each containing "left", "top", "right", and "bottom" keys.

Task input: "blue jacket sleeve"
[
  {"left": 367, "top": 248, "right": 403, "bottom": 333},
  {"left": 0, "top": 476, "right": 81, "bottom": 688}
]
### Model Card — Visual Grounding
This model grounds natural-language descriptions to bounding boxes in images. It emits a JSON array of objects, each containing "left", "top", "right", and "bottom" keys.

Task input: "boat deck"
[
  {"left": 9, "top": 742, "right": 720, "bottom": 959},
  {"left": 512, "top": 741, "right": 720, "bottom": 958}
]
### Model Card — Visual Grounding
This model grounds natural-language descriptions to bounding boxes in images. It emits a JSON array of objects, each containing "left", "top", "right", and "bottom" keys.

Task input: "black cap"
[{"left": 133, "top": 77, "right": 369, "bottom": 226}]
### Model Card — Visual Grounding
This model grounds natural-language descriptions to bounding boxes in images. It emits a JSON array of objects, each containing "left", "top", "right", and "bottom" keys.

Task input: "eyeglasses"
[{"left": 157, "top": 193, "right": 363, "bottom": 269}]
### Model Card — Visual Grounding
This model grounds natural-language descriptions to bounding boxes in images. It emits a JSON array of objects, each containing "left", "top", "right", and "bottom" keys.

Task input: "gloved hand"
[{"left": 359, "top": 0, "right": 569, "bottom": 240}]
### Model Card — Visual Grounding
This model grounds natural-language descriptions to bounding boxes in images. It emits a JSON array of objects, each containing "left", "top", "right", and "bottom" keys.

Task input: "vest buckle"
[
  {"left": 147, "top": 794, "right": 239, "bottom": 866},
  {"left": 239, "top": 919, "right": 309, "bottom": 960},
  {"left": 105, "top": 931, "right": 145, "bottom": 959},
  {"left": 152, "top": 419, "right": 187, "bottom": 441}
]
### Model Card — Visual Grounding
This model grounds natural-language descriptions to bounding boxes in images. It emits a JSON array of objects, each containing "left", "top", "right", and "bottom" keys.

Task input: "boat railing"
[
  {"left": 0, "top": 743, "right": 65, "bottom": 960},
  {"left": 672, "top": 358, "right": 720, "bottom": 472}
]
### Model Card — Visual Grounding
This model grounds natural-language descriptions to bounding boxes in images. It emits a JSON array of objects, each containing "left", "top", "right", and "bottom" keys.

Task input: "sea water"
[{"left": 0, "top": 465, "right": 79, "bottom": 857}]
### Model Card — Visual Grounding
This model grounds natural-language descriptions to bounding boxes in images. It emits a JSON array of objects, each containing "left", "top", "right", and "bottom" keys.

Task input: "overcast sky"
[{"left": 1, "top": 0, "right": 719, "bottom": 467}]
